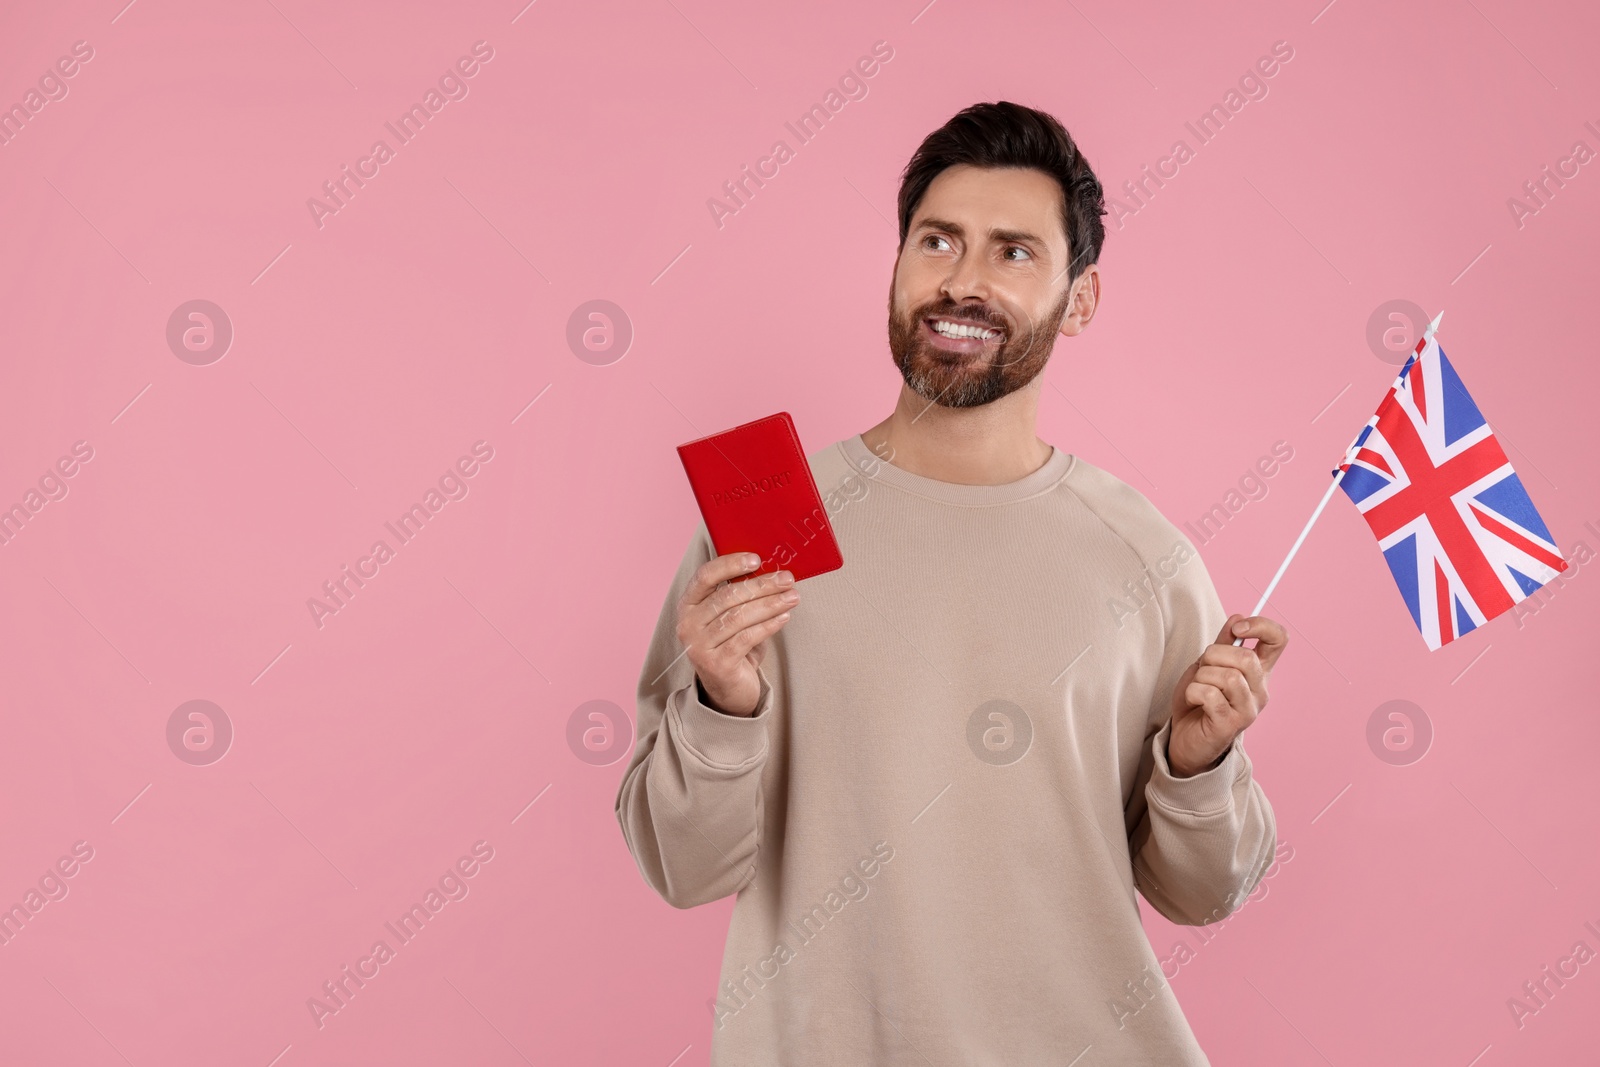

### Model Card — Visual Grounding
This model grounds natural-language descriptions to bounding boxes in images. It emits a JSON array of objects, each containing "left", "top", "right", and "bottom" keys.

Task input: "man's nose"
[{"left": 940, "top": 251, "right": 995, "bottom": 305}]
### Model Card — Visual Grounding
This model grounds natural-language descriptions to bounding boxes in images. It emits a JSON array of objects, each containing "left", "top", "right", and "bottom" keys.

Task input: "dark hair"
[{"left": 896, "top": 101, "right": 1106, "bottom": 284}]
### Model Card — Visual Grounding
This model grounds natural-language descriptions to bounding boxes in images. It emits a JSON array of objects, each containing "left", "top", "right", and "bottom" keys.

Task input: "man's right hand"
[{"left": 676, "top": 552, "right": 799, "bottom": 717}]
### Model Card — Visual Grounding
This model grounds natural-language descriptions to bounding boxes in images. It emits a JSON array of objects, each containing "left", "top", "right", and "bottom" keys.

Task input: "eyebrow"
[{"left": 912, "top": 216, "right": 1050, "bottom": 251}]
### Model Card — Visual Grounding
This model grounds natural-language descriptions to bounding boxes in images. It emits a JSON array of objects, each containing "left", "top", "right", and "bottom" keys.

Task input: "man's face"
[{"left": 887, "top": 164, "right": 1091, "bottom": 409}]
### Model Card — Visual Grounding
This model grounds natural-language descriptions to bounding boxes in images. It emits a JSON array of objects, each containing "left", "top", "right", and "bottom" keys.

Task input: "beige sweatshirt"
[{"left": 616, "top": 433, "right": 1277, "bottom": 1066}]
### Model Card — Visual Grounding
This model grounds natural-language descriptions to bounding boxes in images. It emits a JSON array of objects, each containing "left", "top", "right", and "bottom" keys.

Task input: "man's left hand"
[{"left": 1166, "top": 614, "right": 1288, "bottom": 778}]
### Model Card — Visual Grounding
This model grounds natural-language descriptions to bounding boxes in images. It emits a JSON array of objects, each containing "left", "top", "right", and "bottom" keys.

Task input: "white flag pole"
[
  {"left": 1231, "top": 310, "right": 1443, "bottom": 646},
  {"left": 1231, "top": 468, "right": 1352, "bottom": 646}
]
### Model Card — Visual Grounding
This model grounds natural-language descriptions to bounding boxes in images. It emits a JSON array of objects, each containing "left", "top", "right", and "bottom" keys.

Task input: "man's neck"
[{"left": 859, "top": 382, "right": 1054, "bottom": 486}]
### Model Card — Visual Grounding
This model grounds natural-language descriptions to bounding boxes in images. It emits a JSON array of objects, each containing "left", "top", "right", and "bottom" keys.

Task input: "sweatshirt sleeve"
[
  {"left": 1124, "top": 541, "right": 1278, "bottom": 927},
  {"left": 614, "top": 521, "right": 775, "bottom": 910}
]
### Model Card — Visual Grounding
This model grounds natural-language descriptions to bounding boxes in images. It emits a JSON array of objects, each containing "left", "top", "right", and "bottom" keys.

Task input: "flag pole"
[
  {"left": 1231, "top": 310, "right": 1443, "bottom": 646},
  {"left": 1231, "top": 466, "right": 1353, "bottom": 645}
]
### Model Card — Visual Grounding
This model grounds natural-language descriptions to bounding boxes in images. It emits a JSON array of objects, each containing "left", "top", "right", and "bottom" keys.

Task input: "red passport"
[{"left": 676, "top": 411, "right": 844, "bottom": 583}]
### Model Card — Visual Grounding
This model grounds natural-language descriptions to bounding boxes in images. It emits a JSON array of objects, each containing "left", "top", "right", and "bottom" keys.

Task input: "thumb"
[{"left": 1211, "top": 613, "right": 1245, "bottom": 646}]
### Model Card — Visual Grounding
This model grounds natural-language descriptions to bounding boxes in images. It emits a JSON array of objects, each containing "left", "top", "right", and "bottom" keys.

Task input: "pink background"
[{"left": 1, "top": 0, "right": 1596, "bottom": 1063}]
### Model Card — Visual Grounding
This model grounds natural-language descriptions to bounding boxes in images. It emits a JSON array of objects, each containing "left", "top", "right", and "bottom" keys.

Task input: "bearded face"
[{"left": 886, "top": 280, "right": 1076, "bottom": 409}]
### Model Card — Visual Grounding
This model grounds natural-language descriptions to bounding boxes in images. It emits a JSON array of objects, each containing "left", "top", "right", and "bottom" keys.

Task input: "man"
[{"left": 616, "top": 100, "right": 1287, "bottom": 1065}]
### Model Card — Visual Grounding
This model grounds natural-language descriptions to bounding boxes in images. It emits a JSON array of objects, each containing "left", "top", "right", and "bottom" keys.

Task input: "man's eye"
[
  {"left": 924, "top": 235, "right": 951, "bottom": 251},
  {"left": 1004, "top": 246, "right": 1030, "bottom": 261}
]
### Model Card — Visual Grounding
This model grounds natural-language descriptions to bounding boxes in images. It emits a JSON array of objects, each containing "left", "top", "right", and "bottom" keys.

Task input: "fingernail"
[
  {"left": 1232, "top": 621, "right": 1249, "bottom": 635},
  {"left": 775, "top": 570, "right": 795, "bottom": 585},
  {"left": 746, "top": 554, "right": 762, "bottom": 569}
]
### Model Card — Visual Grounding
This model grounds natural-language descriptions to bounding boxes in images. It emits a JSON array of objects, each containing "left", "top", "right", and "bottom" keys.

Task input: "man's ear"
[{"left": 1057, "top": 265, "right": 1101, "bottom": 337}]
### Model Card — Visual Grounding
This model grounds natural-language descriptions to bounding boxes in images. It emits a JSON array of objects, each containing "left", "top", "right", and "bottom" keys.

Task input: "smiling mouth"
[{"left": 926, "top": 316, "right": 1004, "bottom": 340}]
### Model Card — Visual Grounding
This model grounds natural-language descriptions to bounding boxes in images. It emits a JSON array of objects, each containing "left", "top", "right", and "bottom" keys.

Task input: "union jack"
[{"left": 1336, "top": 333, "right": 1567, "bottom": 649}]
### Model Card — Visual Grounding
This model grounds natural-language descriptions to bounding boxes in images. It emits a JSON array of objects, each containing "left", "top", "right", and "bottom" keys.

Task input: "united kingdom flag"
[{"left": 1336, "top": 332, "right": 1567, "bottom": 649}]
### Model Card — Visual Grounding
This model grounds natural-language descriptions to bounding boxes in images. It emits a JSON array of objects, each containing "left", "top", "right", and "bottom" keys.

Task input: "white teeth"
[{"left": 931, "top": 319, "right": 1000, "bottom": 340}]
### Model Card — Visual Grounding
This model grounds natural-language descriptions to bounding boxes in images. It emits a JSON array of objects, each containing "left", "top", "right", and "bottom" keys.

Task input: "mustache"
[{"left": 915, "top": 302, "right": 1008, "bottom": 330}]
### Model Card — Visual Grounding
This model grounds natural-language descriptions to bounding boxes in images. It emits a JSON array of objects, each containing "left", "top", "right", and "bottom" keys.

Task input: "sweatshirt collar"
[{"left": 838, "top": 433, "right": 1075, "bottom": 507}]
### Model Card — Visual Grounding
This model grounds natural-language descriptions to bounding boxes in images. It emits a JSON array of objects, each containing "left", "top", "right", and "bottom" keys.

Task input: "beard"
[{"left": 887, "top": 282, "right": 1075, "bottom": 410}]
